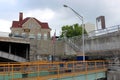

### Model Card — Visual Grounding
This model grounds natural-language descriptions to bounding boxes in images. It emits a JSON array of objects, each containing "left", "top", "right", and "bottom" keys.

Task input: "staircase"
[
  {"left": 65, "top": 38, "right": 82, "bottom": 54},
  {"left": 0, "top": 51, "right": 27, "bottom": 62}
]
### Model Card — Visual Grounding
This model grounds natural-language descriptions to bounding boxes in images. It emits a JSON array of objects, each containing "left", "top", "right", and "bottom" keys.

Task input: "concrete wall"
[
  {"left": 67, "top": 31, "right": 120, "bottom": 57},
  {"left": 29, "top": 39, "right": 64, "bottom": 61},
  {"left": 84, "top": 34, "right": 120, "bottom": 53},
  {"left": 107, "top": 71, "right": 120, "bottom": 80},
  {"left": 64, "top": 42, "right": 77, "bottom": 55},
  {"left": 83, "top": 32, "right": 120, "bottom": 58}
]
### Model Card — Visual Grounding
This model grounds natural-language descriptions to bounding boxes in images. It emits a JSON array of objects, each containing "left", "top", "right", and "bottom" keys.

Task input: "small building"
[
  {"left": 84, "top": 22, "right": 95, "bottom": 37},
  {"left": 10, "top": 12, "right": 51, "bottom": 40},
  {"left": 96, "top": 16, "right": 106, "bottom": 30},
  {"left": 85, "top": 22, "right": 95, "bottom": 33}
]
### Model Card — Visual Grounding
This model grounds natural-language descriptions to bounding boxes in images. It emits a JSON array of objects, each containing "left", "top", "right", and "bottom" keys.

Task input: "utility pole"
[{"left": 63, "top": 4, "right": 85, "bottom": 61}]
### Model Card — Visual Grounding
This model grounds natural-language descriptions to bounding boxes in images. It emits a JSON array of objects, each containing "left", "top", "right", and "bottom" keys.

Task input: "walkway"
[{"left": 0, "top": 60, "right": 107, "bottom": 80}]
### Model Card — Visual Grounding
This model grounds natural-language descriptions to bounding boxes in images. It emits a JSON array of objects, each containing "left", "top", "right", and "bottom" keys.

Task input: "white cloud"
[
  {"left": 49, "top": 7, "right": 85, "bottom": 36},
  {"left": 0, "top": 19, "right": 11, "bottom": 32},
  {"left": 24, "top": 9, "right": 55, "bottom": 22},
  {"left": 0, "top": 0, "right": 16, "bottom": 5},
  {"left": 100, "top": 0, "right": 120, "bottom": 27}
]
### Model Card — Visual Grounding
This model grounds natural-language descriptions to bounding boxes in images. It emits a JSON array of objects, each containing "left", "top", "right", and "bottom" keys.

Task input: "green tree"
[{"left": 60, "top": 23, "right": 87, "bottom": 38}]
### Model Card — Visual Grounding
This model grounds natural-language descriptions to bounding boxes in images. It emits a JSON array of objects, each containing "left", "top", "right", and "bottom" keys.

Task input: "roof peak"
[{"left": 11, "top": 12, "right": 51, "bottom": 29}]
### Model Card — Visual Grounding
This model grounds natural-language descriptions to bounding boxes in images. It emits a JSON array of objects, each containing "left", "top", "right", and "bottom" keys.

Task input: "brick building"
[{"left": 10, "top": 12, "right": 51, "bottom": 40}]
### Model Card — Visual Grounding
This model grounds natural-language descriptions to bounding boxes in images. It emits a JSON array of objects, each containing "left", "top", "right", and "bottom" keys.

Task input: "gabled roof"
[
  {"left": 11, "top": 17, "right": 51, "bottom": 29},
  {"left": 12, "top": 21, "right": 19, "bottom": 28},
  {"left": 33, "top": 18, "right": 50, "bottom": 29}
]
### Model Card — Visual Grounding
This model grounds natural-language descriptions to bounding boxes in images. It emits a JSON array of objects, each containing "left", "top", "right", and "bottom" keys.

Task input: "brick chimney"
[{"left": 19, "top": 12, "right": 23, "bottom": 22}]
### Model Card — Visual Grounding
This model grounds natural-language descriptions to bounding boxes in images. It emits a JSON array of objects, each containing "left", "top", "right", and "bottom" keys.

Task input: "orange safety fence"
[{"left": 0, "top": 60, "right": 108, "bottom": 80}]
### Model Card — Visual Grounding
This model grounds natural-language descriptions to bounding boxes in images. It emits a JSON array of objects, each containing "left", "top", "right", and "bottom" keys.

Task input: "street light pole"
[{"left": 63, "top": 4, "right": 85, "bottom": 61}]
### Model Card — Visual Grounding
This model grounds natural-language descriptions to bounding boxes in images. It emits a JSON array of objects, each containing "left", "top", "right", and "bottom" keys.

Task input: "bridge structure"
[
  {"left": 0, "top": 36, "right": 30, "bottom": 62},
  {"left": 66, "top": 24, "right": 120, "bottom": 59},
  {"left": 64, "top": 25, "right": 120, "bottom": 80}
]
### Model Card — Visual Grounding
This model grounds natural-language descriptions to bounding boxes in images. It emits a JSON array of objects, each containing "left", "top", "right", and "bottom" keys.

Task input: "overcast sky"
[{"left": 0, "top": 0, "right": 120, "bottom": 36}]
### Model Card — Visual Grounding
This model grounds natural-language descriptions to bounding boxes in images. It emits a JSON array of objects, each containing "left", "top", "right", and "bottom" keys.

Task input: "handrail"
[
  {"left": 0, "top": 61, "right": 107, "bottom": 80},
  {"left": 89, "top": 24, "right": 120, "bottom": 37}
]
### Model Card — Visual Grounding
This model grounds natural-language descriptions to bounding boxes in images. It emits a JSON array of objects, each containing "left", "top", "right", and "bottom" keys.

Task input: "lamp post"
[{"left": 63, "top": 4, "right": 85, "bottom": 61}]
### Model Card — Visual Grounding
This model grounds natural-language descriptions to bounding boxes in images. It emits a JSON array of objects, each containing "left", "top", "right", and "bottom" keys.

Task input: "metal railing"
[
  {"left": 0, "top": 60, "right": 107, "bottom": 80},
  {"left": 89, "top": 24, "right": 120, "bottom": 37}
]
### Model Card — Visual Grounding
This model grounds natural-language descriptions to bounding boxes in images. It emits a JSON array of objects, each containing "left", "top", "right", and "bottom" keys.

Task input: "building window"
[
  {"left": 37, "top": 33, "right": 41, "bottom": 40},
  {"left": 14, "top": 32, "right": 19, "bottom": 37},
  {"left": 23, "top": 29, "right": 30, "bottom": 33},
  {"left": 21, "top": 33, "right": 26, "bottom": 38},
  {"left": 29, "top": 34, "right": 35, "bottom": 39},
  {"left": 43, "top": 33, "right": 47, "bottom": 40}
]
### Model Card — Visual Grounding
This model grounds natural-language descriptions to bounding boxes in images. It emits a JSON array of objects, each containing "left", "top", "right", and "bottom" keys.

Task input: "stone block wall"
[{"left": 29, "top": 39, "right": 65, "bottom": 61}]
